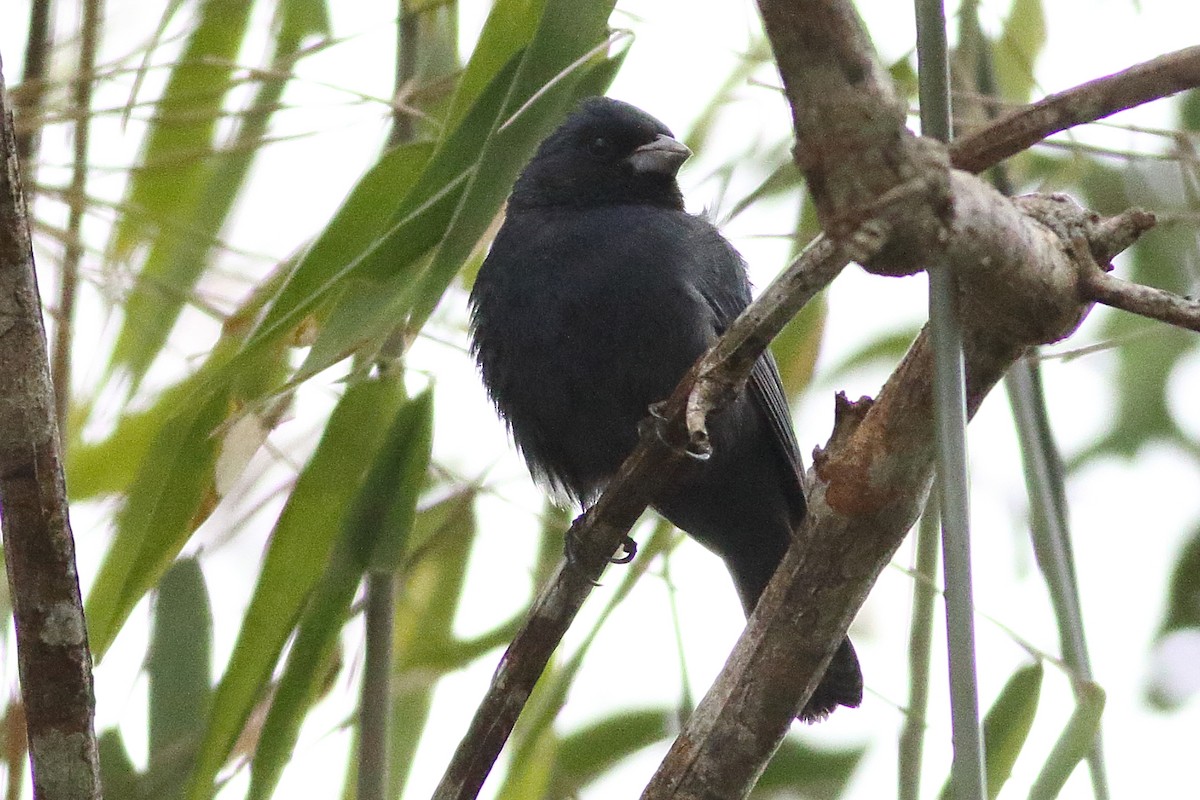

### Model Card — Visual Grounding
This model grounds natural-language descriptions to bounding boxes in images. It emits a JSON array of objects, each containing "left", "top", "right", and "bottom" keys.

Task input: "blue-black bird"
[{"left": 469, "top": 97, "right": 862, "bottom": 721}]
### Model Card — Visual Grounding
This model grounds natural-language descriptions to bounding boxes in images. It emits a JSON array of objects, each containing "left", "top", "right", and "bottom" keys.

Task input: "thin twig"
[
  {"left": 951, "top": 45, "right": 1200, "bottom": 174},
  {"left": 916, "top": 0, "right": 987, "bottom": 797},
  {"left": 51, "top": 0, "right": 103, "bottom": 436},
  {"left": 1079, "top": 251, "right": 1200, "bottom": 333},
  {"left": 14, "top": 0, "right": 55, "bottom": 174}
]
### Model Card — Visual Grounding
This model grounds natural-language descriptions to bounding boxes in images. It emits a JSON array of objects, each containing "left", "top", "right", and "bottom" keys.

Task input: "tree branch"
[
  {"left": 950, "top": 45, "right": 1200, "bottom": 174},
  {"left": 1078, "top": 238, "right": 1200, "bottom": 332},
  {"left": 0, "top": 57, "right": 102, "bottom": 800},
  {"left": 640, "top": 195, "right": 1149, "bottom": 799}
]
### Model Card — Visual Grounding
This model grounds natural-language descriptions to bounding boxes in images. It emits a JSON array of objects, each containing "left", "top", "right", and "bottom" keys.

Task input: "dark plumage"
[{"left": 469, "top": 97, "right": 862, "bottom": 721}]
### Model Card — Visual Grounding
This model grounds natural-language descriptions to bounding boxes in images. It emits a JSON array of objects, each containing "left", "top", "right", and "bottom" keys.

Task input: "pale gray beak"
[{"left": 627, "top": 134, "right": 692, "bottom": 176}]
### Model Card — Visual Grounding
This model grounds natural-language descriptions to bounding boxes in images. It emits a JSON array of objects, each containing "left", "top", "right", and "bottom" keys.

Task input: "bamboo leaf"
[
  {"left": 108, "top": 0, "right": 332, "bottom": 387},
  {"left": 356, "top": 390, "right": 434, "bottom": 573},
  {"left": 549, "top": 709, "right": 674, "bottom": 797},
  {"left": 185, "top": 375, "right": 407, "bottom": 800},
  {"left": 994, "top": 0, "right": 1046, "bottom": 103},
  {"left": 405, "top": 0, "right": 624, "bottom": 333},
  {"left": 148, "top": 558, "right": 213, "bottom": 799},
  {"left": 389, "top": 490, "right": 479, "bottom": 799},
  {"left": 938, "top": 662, "right": 1043, "bottom": 800},
  {"left": 1028, "top": 681, "right": 1105, "bottom": 800},
  {"left": 246, "top": 389, "right": 433, "bottom": 800},
  {"left": 98, "top": 729, "right": 142, "bottom": 800},
  {"left": 85, "top": 387, "right": 225, "bottom": 659},
  {"left": 753, "top": 737, "right": 865, "bottom": 799},
  {"left": 84, "top": 335, "right": 287, "bottom": 660}
]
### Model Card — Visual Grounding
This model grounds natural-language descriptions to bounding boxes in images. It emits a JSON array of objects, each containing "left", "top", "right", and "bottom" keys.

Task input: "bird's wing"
[
  {"left": 692, "top": 227, "right": 807, "bottom": 492},
  {"left": 748, "top": 352, "right": 806, "bottom": 488}
]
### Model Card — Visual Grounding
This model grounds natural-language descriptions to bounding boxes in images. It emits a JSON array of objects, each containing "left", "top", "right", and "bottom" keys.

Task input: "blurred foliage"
[{"left": 5, "top": 0, "right": 1199, "bottom": 798}]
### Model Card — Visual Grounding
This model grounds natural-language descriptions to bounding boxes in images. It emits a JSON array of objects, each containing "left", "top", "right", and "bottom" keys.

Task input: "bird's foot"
[
  {"left": 563, "top": 515, "right": 638, "bottom": 584},
  {"left": 642, "top": 401, "right": 711, "bottom": 461}
]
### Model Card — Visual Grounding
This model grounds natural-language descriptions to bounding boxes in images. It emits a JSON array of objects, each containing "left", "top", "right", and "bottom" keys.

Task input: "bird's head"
[{"left": 508, "top": 97, "right": 691, "bottom": 212}]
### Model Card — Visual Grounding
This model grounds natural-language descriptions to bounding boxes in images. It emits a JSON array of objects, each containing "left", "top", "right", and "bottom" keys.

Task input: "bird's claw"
[
  {"left": 564, "top": 517, "right": 637, "bottom": 581},
  {"left": 641, "top": 402, "right": 711, "bottom": 461},
  {"left": 611, "top": 536, "right": 638, "bottom": 564}
]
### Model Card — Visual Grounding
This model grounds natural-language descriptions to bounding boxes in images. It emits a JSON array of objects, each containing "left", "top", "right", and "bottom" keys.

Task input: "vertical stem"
[
  {"left": 915, "top": 1, "right": 986, "bottom": 799},
  {"left": 15, "top": 0, "right": 56, "bottom": 176},
  {"left": 898, "top": 504, "right": 941, "bottom": 800},
  {"left": 52, "top": 0, "right": 103, "bottom": 436},
  {"left": 358, "top": 572, "right": 396, "bottom": 800},
  {"left": 357, "top": 4, "right": 423, "bottom": 798},
  {"left": 1006, "top": 361, "right": 1110, "bottom": 798},
  {"left": 961, "top": 11, "right": 1110, "bottom": 793}
]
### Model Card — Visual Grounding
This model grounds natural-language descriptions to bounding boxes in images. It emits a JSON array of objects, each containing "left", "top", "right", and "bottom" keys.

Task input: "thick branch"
[
  {"left": 0, "top": 59, "right": 102, "bottom": 800},
  {"left": 641, "top": 185, "right": 1148, "bottom": 799},
  {"left": 638, "top": 1, "right": 1165, "bottom": 797},
  {"left": 756, "top": 0, "right": 947, "bottom": 277}
]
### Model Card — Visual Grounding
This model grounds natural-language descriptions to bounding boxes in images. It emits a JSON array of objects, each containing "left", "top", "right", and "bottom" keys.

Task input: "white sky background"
[{"left": 4, "top": 1, "right": 1200, "bottom": 799}]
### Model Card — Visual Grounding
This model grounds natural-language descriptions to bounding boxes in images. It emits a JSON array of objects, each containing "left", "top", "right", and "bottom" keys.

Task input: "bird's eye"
[{"left": 587, "top": 136, "right": 614, "bottom": 158}]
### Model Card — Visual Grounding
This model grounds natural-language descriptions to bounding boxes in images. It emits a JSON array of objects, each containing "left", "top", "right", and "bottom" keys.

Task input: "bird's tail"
[{"left": 799, "top": 636, "right": 863, "bottom": 722}]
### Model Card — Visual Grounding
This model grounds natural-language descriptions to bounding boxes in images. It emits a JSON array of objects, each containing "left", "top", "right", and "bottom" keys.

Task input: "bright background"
[{"left": 3, "top": 1, "right": 1199, "bottom": 799}]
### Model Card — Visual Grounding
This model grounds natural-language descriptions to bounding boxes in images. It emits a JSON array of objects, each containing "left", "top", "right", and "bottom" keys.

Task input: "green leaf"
[
  {"left": 186, "top": 376, "right": 408, "bottom": 800},
  {"left": 771, "top": 294, "right": 826, "bottom": 400},
  {"left": 1160, "top": 524, "right": 1200, "bottom": 634},
  {"left": 99, "top": 729, "right": 143, "bottom": 800},
  {"left": 246, "top": 544, "right": 362, "bottom": 800},
  {"left": 106, "top": 0, "right": 254, "bottom": 385},
  {"left": 1070, "top": 160, "right": 1200, "bottom": 465},
  {"left": 405, "top": 0, "right": 623, "bottom": 333},
  {"left": 1181, "top": 88, "right": 1200, "bottom": 132},
  {"left": 1028, "top": 681, "right": 1106, "bottom": 800},
  {"left": 68, "top": 264, "right": 292, "bottom": 502},
  {"left": 85, "top": 333, "right": 287, "bottom": 660},
  {"left": 753, "top": 737, "right": 865, "bottom": 799},
  {"left": 994, "top": 0, "right": 1045, "bottom": 103},
  {"left": 720, "top": 157, "right": 805, "bottom": 226},
  {"left": 355, "top": 390, "right": 434, "bottom": 572},
  {"left": 384, "top": 489, "right": 477, "bottom": 800},
  {"left": 937, "top": 662, "right": 1043, "bottom": 800},
  {"left": 67, "top": 377, "right": 194, "bottom": 501},
  {"left": 442, "top": 0, "right": 546, "bottom": 130},
  {"left": 821, "top": 327, "right": 921, "bottom": 383},
  {"left": 85, "top": 387, "right": 224, "bottom": 660},
  {"left": 246, "top": 387, "right": 434, "bottom": 800},
  {"left": 107, "top": 0, "right": 332, "bottom": 389},
  {"left": 389, "top": 490, "right": 480, "bottom": 799},
  {"left": 241, "top": 54, "right": 524, "bottom": 375},
  {"left": 113, "top": 4, "right": 332, "bottom": 387},
  {"left": 550, "top": 708, "right": 674, "bottom": 796},
  {"left": 981, "top": 663, "right": 1042, "bottom": 797},
  {"left": 148, "top": 558, "right": 213, "bottom": 798},
  {"left": 109, "top": 0, "right": 253, "bottom": 263}
]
